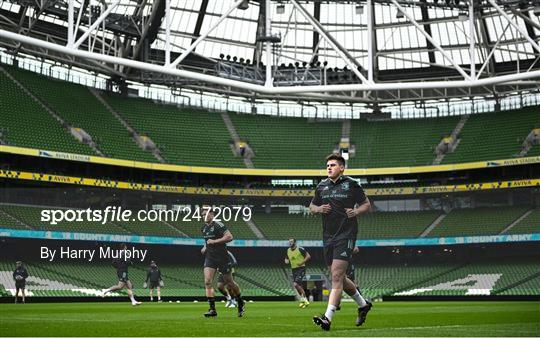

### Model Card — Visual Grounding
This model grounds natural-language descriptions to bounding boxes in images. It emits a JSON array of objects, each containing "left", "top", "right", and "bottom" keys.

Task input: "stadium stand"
[
  {"left": 1, "top": 259, "right": 538, "bottom": 298},
  {"left": 0, "top": 204, "right": 260, "bottom": 239},
  {"left": 498, "top": 275, "right": 540, "bottom": 296},
  {"left": 169, "top": 215, "right": 258, "bottom": 239},
  {"left": 103, "top": 94, "right": 244, "bottom": 167},
  {"left": 234, "top": 265, "right": 294, "bottom": 296},
  {"left": 1, "top": 65, "right": 540, "bottom": 169},
  {"left": 0, "top": 69, "right": 94, "bottom": 155},
  {"left": 527, "top": 145, "right": 540, "bottom": 156},
  {"left": 229, "top": 113, "right": 342, "bottom": 169},
  {"left": 357, "top": 210, "right": 442, "bottom": 239},
  {"left": 5, "top": 66, "right": 156, "bottom": 162},
  {"left": 388, "top": 261, "right": 540, "bottom": 296},
  {"left": 355, "top": 263, "right": 461, "bottom": 297},
  {"left": 2, "top": 204, "right": 536, "bottom": 240},
  {"left": 0, "top": 260, "right": 294, "bottom": 297},
  {"left": 252, "top": 211, "right": 320, "bottom": 240},
  {"left": 427, "top": 206, "right": 530, "bottom": 237},
  {"left": 252, "top": 210, "right": 442, "bottom": 240},
  {"left": 505, "top": 208, "right": 540, "bottom": 234},
  {"left": 115, "top": 218, "right": 184, "bottom": 237},
  {"left": 443, "top": 108, "right": 540, "bottom": 163},
  {"left": 0, "top": 204, "right": 130, "bottom": 234},
  {"left": 348, "top": 116, "right": 460, "bottom": 168},
  {"left": 0, "top": 209, "right": 29, "bottom": 229}
]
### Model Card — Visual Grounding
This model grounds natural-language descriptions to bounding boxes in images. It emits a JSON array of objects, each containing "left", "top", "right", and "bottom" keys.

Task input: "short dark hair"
[
  {"left": 326, "top": 154, "right": 346, "bottom": 166},
  {"left": 289, "top": 237, "right": 296, "bottom": 243}
]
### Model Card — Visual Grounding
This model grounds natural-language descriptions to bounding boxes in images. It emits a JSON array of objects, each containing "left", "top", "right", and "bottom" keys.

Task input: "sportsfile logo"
[{"left": 40, "top": 205, "right": 252, "bottom": 225}]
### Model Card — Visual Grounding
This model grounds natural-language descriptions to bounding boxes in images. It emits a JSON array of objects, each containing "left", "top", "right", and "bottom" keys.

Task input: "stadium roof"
[{"left": 0, "top": 0, "right": 539, "bottom": 104}]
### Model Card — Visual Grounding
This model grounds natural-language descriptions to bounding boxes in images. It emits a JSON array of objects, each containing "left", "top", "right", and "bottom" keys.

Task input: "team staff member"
[
  {"left": 201, "top": 206, "right": 245, "bottom": 318},
  {"left": 145, "top": 260, "right": 163, "bottom": 302},
  {"left": 13, "top": 261, "right": 28, "bottom": 304},
  {"left": 284, "top": 238, "right": 311, "bottom": 308},
  {"left": 310, "top": 154, "right": 372, "bottom": 331}
]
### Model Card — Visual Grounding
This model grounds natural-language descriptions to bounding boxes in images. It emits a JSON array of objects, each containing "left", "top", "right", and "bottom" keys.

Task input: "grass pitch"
[{"left": 1, "top": 301, "right": 539, "bottom": 336}]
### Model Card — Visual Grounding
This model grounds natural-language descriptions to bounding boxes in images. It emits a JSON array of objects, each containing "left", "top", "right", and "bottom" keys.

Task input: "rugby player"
[
  {"left": 216, "top": 251, "right": 238, "bottom": 308},
  {"left": 310, "top": 154, "right": 372, "bottom": 331},
  {"left": 284, "top": 238, "right": 311, "bottom": 308},
  {"left": 201, "top": 206, "right": 245, "bottom": 317},
  {"left": 101, "top": 243, "right": 142, "bottom": 306}
]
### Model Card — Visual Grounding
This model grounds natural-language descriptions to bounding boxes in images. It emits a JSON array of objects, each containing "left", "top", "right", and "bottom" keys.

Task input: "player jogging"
[
  {"left": 346, "top": 246, "right": 360, "bottom": 283},
  {"left": 144, "top": 260, "right": 163, "bottom": 302},
  {"left": 101, "top": 243, "right": 142, "bottom": 306},
  {"left": 201, "top": 206, "right": 245, "bottom": 317},
  {"left": 284, "top": 238, "right": 311, "bottom": 308},
  {"left": 337, "top": 246, "right": 362, "bottom": 311},
  {"left": 216, "top": 251, "right": 238, "bottom": 308},
  {"left": 310, "top": 154, "right": 372, "bottom": 331},
  {"left": 13, "top": 261, "right": 28, "bottom": 304}
]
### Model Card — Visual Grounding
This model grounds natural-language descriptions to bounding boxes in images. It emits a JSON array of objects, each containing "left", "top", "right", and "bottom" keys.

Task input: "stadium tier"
[
  {"left": 426, "top": 206, "right": 531, "bottom": 237},
  {"left": 1, "top": 260, "right": 538, "bottom": 298},
  {"left": 1, "top": 65, "right": 539, "bottom": 169},
  {"left": 0, "top": 204, "right": 538, "bottom": 240},
  {"left": 116, "top": 219, "right": 185, "bottom": 237},
  {"left": 166, "top": 213, "right": 258, "bottom": 239},
  {"left": 5, "top": 66, "right": 156, "bottom": 162},
  {"left": 386, "top": 261, "right": 540, "bottom": 297},
  {"left": 252, "top": 212, "right": 320, "bottom": 240},
  {"left": 442, "top": 108, "right": 540, "bottom": 163},
  {"left": 505, "top": 208, "right": 540, "bottom": 235},
  {"left": 348, "top": 116, "right": 460, "bottom": 168},
  {"left": 0, "top": 260, "right": 293, "bottom": 297},
  {"left": 0, "top": 204, "right": 130, "bottom": 234},
  {"left": 527, "top": 144, "right": 540, "bottom": 157},
  {"left": 354, "top": 263, "right": 461, "bottom": 297},
  {"left": 0, "top": 69, "right": 94, "bottom": 155},
  {"left": 103, "top": 94, "right": 244, "bottom": 167},
  {"left": 253, "top": 210, "right": 442, "bottom": 240},
  {"left": 357, "top": 210, "right": 442, "bottom": 239},
  {"left": 0, "top": 209, "right": 29, "bottom": 229},
  {"left": 229, "top": 113, "right": 342, "bottom": 169}
]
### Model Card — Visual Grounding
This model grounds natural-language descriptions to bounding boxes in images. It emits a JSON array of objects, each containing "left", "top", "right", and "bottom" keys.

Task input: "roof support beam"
[
  {"left": 419, "top": 0, "right": 436, "bottom": 64},
  {"left": 169, "top": 0, "right": 244, "bottom": 68},
  {"left": 192, "top": 0, "right": 209, "bottom": 45},
  {"left": 312, "top": 1, "right": 320, "bottom": 64},
  {"left": 477, "top": 9, "right": 495, "bottom": 76},
  {"left": 264, "top": 0, "right": 273, "bottom": 87},
  {"left": 486, "top": 0, "right": 540, "bottom": 53},
  {"left": 367, "top": 0, "right": 378, "bottom": 82},
  {"left": 72, "top": 0, "right": 120, "bottom": 49},
  {"left": 290, "top": 0, "right": 370, "bottom": 84},
  {"left": 469, "top": 0, "right": 475, "bottom": 80},
  {"left": 390, "top": 0, "right": 471, "bottom": 80},
  {"left": 253, "top": 0, "right": 265, "bottom": 65},
  {"left": 510, "top": 6, "right": 539, "bottom": 57},
  {"left": 5, "top": 29, "right": 540, "bottom": 95}
]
